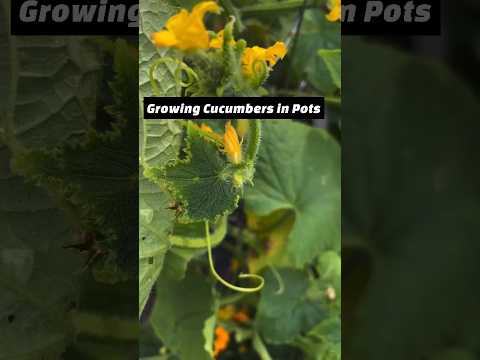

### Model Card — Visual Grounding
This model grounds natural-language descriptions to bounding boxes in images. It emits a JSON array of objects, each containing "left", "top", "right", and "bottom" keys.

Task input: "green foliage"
[
  {"left": 343, "top": 38, "right": 480, "bottom": 360},
  {"left": 318, "top": 49, "right": 341, "bottom": 90},
  {"left": 296, "top": 317, "right": 341, "bottom": 360},
  {"left": 139, "top": 170, "right": 174, "bottom": 315},
  {"left": 256, "top": 269, "right": 327, "bottom": 343},
  {"left": 0, "top": 34, "right": 98, "bottom": 148},
  {"left": 245, "top": 120, "right": 341, "bottom": 267},
  {"left": 0, "top": 149, "right": 82, "bottom": 359},
  {"left": 1, "top": 34, "right": 139, "bottom": 358},
  {"left": 150, "top": 123, "right": 242, "bottom": 222},
  {"left": 150, "top": 272, "right": 215, "bottom": 360},
  {"left": 140, "top": 1, "right": 341, "bottom": 359},
  {"left": 289, "top": 9, "right": 340, "bottom": 95}
]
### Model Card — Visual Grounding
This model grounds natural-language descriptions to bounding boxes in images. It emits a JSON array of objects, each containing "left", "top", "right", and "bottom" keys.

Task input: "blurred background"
[{"left": 343, "top": 0, "right": 480, "bottom": 359}]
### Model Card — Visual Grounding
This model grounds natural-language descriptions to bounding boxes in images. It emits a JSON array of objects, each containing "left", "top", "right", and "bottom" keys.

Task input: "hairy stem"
[{"left": 246, "top": 119, "right": 261, "bottom": 164}]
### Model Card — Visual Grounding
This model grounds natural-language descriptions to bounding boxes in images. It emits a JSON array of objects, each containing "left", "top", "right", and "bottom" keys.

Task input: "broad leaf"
[
  {"left": 318, "top": 49, "right": 341, "bottom": 90},
  {"left": 0, "top": 4, "right": 99, "bottom": 148},
  {"left": 139, "top": 0, "right": 182, "bottom": 167},
  {"left": 158, "top": 123, "right": 241, "bottom": 222},
  {"left": 150, "top": 271, "right": 215, "bottom": 360},
  {"left": 255, "top": 268, "right": 327, "bottom": 344},
  {"left": 9, "top": 39, "right": 140, "bottom": 281},
  {"left": 245, "top": 120, "right": 340, "bottom": 267},
  {"left": 139, "top": 170, "right": 174, "bottom": 316},
  {"left": 289, "top": 9, "right": 340, "bottom": 95},
  {"left": 343, "top": 38, "right": 480, "bottom": 360},
  {"left": 0, "top": 147, "right": 82, "bottom": 359},
  {"left": 295, "top": 317, "right": 341, "bottom": 360}
]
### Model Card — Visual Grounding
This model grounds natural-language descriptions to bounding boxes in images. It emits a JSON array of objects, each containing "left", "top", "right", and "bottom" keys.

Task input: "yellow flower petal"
[
  {"left": 151, "top": 2, "right": 221, "bottom": 50},
  {"left": 209, "top": 29, "right": 236, "bottom": 49},
  {"left": 191, "top": 1, "right": 221, "bottom": 18},
  {"left": 241, "top": 42, "right": 287, "bottom": 77},
  {"left": 198, "top": 123, "right": 223, "bottom": 143},
  {"left": 241, "top": 46, "right": 266, "bottom": 76},
  {"left": 264, "top": 42, "right": 287, "bottom": 66},
  {"left": 200, "top": 124, "right": 214, "bottom": 133},
  {"left": 223, "top": 121, "right": 242, "bottom": 164},
  {"left": 326, "top": 0, "right": 341, "bottom": 22},
  {"left": 151, "top": 30, "right": 178, "bottom": 47},
  {"left": 209, "top": 30, "right": 224, "bottom": 49}
]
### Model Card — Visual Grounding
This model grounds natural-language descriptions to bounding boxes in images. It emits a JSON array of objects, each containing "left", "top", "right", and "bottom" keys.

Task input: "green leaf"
[
  {"left": 0, "top": 147, "right": 82, "bottom": 359},
  {"left": 139, "top": 170, "right": 175, "bottom": 316},
  {"left": 343, "top": 38, "right": 480, "bottom": 360},
  {"left": 245, "top": 120, "right": 340, "bottom": 267},
  {"left": 255, "top": 268, "right": 327, "bottom": 344},
  {"left": 318, "top": 49, "right": 341, "bottom": 90},
  {"left": 156, "top": 123, "right": 241, "bottom": 222},
  {"left": 13, "top": 115, "right": 138, "bottom": 279},
  {"left": 151, "top": 271, "right": 215, "bottom": 360},
  {"left": 10, "top": 40, "right": 140, "bottom": 280},
  {"left": 288, "top": 9, "right": 340, "bottom": 95},
  {"left": 139, "top": 0, "right": 182, "bottom": 167},
  {"left": 161, "top": 216, "right": 228, "bottom": 280},
  {"left": 295, "top": 316, "right": 341, "bottom": 360},
  {"left": 316, "top": 251, "right": 341, "bottom": 290},
  {"left": 0, "top": 3, "right": 99, "bottom": 148}
]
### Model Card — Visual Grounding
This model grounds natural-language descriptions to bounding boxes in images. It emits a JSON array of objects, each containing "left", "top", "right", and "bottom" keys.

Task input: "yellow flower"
[
  {"left": 213, "top": 326, "right": 230, "bottom": 357},
  {"left": 151, "top": 1, "right": 221, "bottom": 50},
  {"left": 209, "top": 29, "right": 236, "bottom": 49},
  {"left": 217, "top": 305, "right": 235, "bottom": 321},
  {"left": 223, "top": 121, "right": 242, "bottom": 164},
  {"left": 197, "top": 123, "right": 223, "bottom": 143},
  {"left": 217, "top": 305, "right": 250, "bottom": 324},
  {"left": 326, "top": 0, "right": 341, "bottom": 22},
  {"left": 200, "top": 124, "right": 214, "bottom": 133},
  {"left": 241, "top": 42, "right": 287, "bottom": 77}
]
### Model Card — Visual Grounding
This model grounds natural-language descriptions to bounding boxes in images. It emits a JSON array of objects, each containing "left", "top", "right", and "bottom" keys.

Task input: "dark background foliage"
[{"left": 343, "top": 1, "right": 480, "bottom": 359}]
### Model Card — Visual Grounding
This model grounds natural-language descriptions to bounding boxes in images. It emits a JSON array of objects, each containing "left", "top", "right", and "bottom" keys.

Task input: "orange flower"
[
  {"left": 232, "top": 308, "right": 250, "bottom": 324},
  {"left": 217, "top": 305, "right": 250, "bottom": 324},
  {"left": 213, "top": 326, "right": 230, "bottom": 357},
  {"left": 223, "top": 121, "right": 242, "bottom": 164}
]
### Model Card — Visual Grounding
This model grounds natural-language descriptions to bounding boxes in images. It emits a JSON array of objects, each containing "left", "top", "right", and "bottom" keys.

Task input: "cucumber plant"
[{"left": 140, "top": 1, "right": 341, "bottom": 360}]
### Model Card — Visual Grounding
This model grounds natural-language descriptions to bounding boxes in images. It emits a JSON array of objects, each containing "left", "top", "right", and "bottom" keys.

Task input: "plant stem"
[
  {"left": 246, "top": 120, "right": 261, "bottom": 164},
  {"left": 219, "top": 0, "right": 245, "bottom": 33},
  {"left": 253, "top": 332, "right": 273, "bottom": 360},
  {"left": 205, "top": 221, "right": 264, "bottom": 293},
  {"left": 240, "top": 0, "right": 315, "bottom": 15}
]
